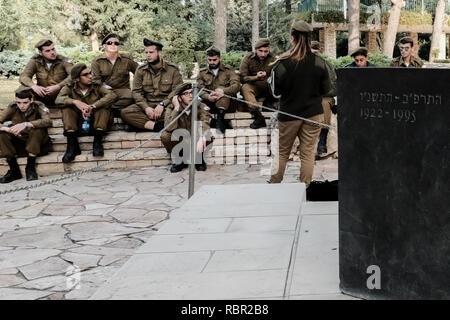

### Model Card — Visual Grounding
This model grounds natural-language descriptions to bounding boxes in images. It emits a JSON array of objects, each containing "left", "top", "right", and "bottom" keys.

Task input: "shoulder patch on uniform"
[
  {"left": 38, "top": 104, "right": 50, "bottom": 113},
  {"left": 64, "top": 57, "right": 74, "bottom": 64}
]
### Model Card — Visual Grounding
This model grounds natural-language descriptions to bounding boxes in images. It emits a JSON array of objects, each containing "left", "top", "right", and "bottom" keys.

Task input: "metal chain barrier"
[
  {"left": 202, "top": 88, "right": 336, "bottom": 129},
  {"left": 0, "top": 89, "right": 204, "bottom": 196}
]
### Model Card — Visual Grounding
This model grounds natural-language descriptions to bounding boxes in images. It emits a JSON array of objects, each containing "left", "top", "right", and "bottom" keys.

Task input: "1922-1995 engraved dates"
[{"left": 360, "top": 107, "right": 416, "bottom": 123}]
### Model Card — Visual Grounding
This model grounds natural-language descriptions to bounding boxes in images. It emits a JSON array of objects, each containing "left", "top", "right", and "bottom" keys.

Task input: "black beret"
[
  {"left": 350, "top": 47, "right": 369, "bottom": 57},
  {"left": 174, "top": 83, "right": 193, "bottom": 96},
  {"left": 206, "top": 45, "right": 221, "bottom": 56},
  {"left": 70, "top": 63, "right": 88, "bottom": 79},
  {"left": 143, "top": 38, "right": 163, "bottom": 50},
  {"left": 102, "top": 33, "right": 120, "bottom": 45}
]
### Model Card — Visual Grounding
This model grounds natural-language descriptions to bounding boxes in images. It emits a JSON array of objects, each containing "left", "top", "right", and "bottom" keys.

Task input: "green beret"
[
  {"left": 206, "top": 45, "right": 221, "bottom": 56},
  {"left": 311, "top": 41, "right": 321, "bottom": 50},
  {"left": 174, "top": 83, "right": 193, "bottom": 96},
  {"left": 350, "top": 47, "right": 369, "bottom": 57},
  {"left": 35, "top": 39, "right": 53, "bottom": 50},
  {"left": 255, "top": 38, "right": 270, "bottom": 49},
  {"left": 70, "top": 63, "right": 88, "bottom": 79},
  {"left": 291, "top": 20, "right": 313, "bottom": 33},
  {"left": 143, "top": 38, "right": 163, "bottom": 50},
  {"left": 102, "top": 33, "right": 120, "bottom": 45}
]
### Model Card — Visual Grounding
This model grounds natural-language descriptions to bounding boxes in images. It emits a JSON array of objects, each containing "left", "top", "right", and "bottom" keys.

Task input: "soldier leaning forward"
[
  {"left": 121, "top": 39, "right": 183, "bottom": 132},
  {"left": 0, "top": 87, "right": 52, "bottom": 183},
  {"left": 197, "top": 46, "right": 241, "bottom": 134},
  {"left": 239, "top": 38, "right": 276, "bottom": 129},
  {"left": 55, "top": 63, "right": 116, "bottom": 163},
  {"left": 19, "top": 39, "right": 73, "bottom": 107},
  {"left": 161, "top": 83, "right": 212, "bottom": 173},
  {"left": 91, "top": 33, "right": 139, "bottom": 117}
]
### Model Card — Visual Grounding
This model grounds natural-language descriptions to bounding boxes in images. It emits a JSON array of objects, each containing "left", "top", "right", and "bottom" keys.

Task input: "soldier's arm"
[
  {"left": 31, "top": 106, "right": 53, "bottom": 128},
  {"left": 164, "top": 105, "right": 180, "bottom": 132},
  {"left": 196, "top": 74, "right": 210, "bottom": 101},
  {"left": 91, "top": 59, "right": 103, "bottom": 86},
  {"left": 239, "top": 57, "right": 258, "bottom": 83},
  {"left": 55, "top": 85, "right": 74, "bottom": 106},
  {"left": 132, "top": 68, "right": 150, "bottom": 112},
  {"left": 57, "top": 61, "right": 73, "bottom": 88},
  {"left": 0, "top": 105, "right": 15, "bottom": 126},
  {"left": 162, "top": 69, "right": 184, "bottom": 107},
  {"left": 320, "top": 63, "right": 331, "bottom": 96},
  {"left": 93, "top": 87, "right": 118, "bottom": 109},
  {"left": 199, "top": 105, "right": 211, "bottom": 134},
  {"left": 223, "top": 70, "right": 241, "bottom": 96},
  {"left": 269, "top": 61, "right": 285, "bottom": 98},
  {"left": 325, "top": 62, "right": 337, "bottom": 97},
  {"left": 19, "top": 60, "right": 38, "bottom": 88}
]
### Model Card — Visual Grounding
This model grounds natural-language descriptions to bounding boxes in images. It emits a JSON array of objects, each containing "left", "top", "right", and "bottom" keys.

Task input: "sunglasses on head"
[{"left": 106, "top": 41, "right": 120, "bottom": 46}]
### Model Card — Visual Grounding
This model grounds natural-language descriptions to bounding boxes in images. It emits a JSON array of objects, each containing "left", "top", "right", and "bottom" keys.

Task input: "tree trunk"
[
  {"left": 214, "top": 0, "right": 228, "bottom": 52},
  {"left": 285, "top": 0, "right": 291, "bottom": 14},
  {"left": 430, "top": 0, "right": 446, "bottom": 62},
  {"left": 347, "top": 0, "right": 360, "bottom": 55},
  {"left": 90, "top": 28, "right": 99, "bottom": 51},
  {"left": 382, "top": 0, "right": 405, "bottom": 58},
  {"left": 252, "top": 0, "right": 260, "bottom": 51}
]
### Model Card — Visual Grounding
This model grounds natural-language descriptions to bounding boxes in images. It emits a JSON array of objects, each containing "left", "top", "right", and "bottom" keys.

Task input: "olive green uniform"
[
  {"left": 55, "top": 83, "right": 116, "bottom": 133},
  {"left": 161, "top": 102, "right": 212, "bottom": 154},
  {"left": 121, "top": 60, "right": 183, "bottom": 129},
  {"left": 239, "top": 52, "right": 276, "bottom": 111},
  {"left": 390, "top": 55, "right": 424, "bottom": 68},
  {"left": 91, "top": 52, "right": 139, "bottom": 110},
  {"left": 0, "top": 102, "right": 52, "bottom": 157},
  {"left": 197, "top": 63, "right": 241, "bottom": 111},
  {"left": 19, "top": 54, "right": 73, "bottom": 106}
]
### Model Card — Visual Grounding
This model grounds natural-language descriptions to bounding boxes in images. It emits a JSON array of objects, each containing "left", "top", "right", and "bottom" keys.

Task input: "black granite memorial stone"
[{"left": 337, "top": 68, "right": 450, "bottom": 299}]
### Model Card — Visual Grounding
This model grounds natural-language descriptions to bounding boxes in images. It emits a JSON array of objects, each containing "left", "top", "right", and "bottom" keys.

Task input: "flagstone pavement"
[{"left": 0, "top": 158, "right": 337, "bottom": 300}]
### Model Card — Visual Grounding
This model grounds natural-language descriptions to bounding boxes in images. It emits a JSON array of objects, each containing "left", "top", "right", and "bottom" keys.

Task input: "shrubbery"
[
  {"left": 323, "top": 53, "right": 392, "bottom": 68},
  {"left": 0, "top": 50, "right": 34, "bottom": 77}
]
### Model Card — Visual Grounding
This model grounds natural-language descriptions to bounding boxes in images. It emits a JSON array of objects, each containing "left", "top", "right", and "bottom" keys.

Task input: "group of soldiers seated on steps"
[
  {"left": 0, "top": 33, "right": 278, "bottom": 183},
  {"left": 0, "top": 33, "right": 423, "bottom": 183}
]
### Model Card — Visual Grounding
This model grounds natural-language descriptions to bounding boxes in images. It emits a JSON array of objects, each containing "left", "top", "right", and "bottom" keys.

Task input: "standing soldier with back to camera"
[
  {"left": 121, "top": 38, "right": 183, "bottom": 132},
  {"left": 55, "top": 63, "right": 116, "bottom": 163},
  {"left": 91, "top": 33, "right": 139, "bottom": 118},
  {"left": 19, "top": 40, "right": 73, "bottom": 107},
  {"left": 0, "top": 87, "right": 52, "bottom": 183},
  {"left": 239, "top": 38, "right": 276, "bottom": 129},
  {"left": 197, "top": 46, "right": 241, "bottom": 134},
  {"left": 268, "top": 20, "right": 330, "bottom": 187}
]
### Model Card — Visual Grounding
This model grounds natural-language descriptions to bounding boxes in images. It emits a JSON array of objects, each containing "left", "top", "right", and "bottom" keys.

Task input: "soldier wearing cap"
[
  {"left": 310, "top": 40, "right": 338, "bottom": 158},
  {"left": 268, "top": 20, "right": 330, "bottom": 187},
  {"left": 0, "top": 87, "right": 52, "bottom": 183},
  {"left": 197, "top": 45, "right": 240, "bottom": 134},
  {"left": 161, "top": 83, "right": 212, "bottom": 173},
  {"left": 91, "top": 33, "right": 139, "bottom": 117},
  {"left": 345, "top": 47, "right": 377, "bottom": 68},
  {"left": 55, "top": 63, "right": 116, "bottom": 163},
  {"left": 390, "top": 37, "right": 424, "bottom": 68},
  {"left": 19, "top": 40, "right": 73, "bottom": 107},
  {"left": 239, "top": 38, "right": 276, "bottom": 129},
  {"left": 121, "top": 38, "right": 183, "bottom": 132}
]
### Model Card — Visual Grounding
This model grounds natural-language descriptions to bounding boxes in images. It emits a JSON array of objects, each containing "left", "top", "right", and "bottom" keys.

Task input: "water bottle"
[{"left": 82, "top": 117, "right": 90, "bottom": 134}]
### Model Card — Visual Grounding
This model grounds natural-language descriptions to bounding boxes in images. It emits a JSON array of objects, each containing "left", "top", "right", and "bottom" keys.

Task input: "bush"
[
  {"left": 0, "top": 50, "right": 34, "bottom": 77},
  {"left": 222, "top": 51, "right": 247, "bottom": 70}
]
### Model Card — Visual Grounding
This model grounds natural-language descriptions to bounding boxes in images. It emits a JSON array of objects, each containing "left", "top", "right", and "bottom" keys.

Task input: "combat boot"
[
  {"left": 195, "top": 158, "right": 207, "bottom": 171},
  {"left": 317, "top": 128, "right": 328, "bottom": 156},
  {"left": 250, "top": 110, "right": 267, "bottom": 129},
  {"left": 93, "top": 130, "right": 105, "bottom": 157},
  {"left": 62, "top": 132, "right": 81, "bottom": 163},
  {"left": 25, "top": 156, "right": 38, "bottom": 181},
  {"left": 0, "top": 157, "right": 22, "bottom": 183},
  {"left": 216, "top": 109, "right": 227, "bottom": 134},
  {"left": 170, "top": 162, "right": 186, "bottom": 173}
]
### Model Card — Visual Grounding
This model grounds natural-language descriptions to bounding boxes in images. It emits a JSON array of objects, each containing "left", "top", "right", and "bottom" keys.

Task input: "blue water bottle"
[{"left": 82, "top": 117, "right": 90, "bottom": 134}]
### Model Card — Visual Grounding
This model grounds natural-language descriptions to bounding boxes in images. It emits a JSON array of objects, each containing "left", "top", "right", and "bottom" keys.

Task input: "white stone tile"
[
  {"left": 227, "top": 216, "right": 298, "bottom": 233},
  {"left": 203, "top": 247, "right": 292, "bottom": 272},
  {"left": 156, "top": 218, "right": 232, "bottom": 234},
  {"left": 137, "top": 232, "right": 294, "bottom": 253},
  {"left": 18, "top": 257, "right": 72, "bottom": 281},
  {"left": 0, "top": 249, "right": 61, "bottom": 270},
  {"left": 92, "top": 269, "right": 287, "bottom": 300},
  {"left": 301, "top": 202, "right": 339, "bottom": 215},
  {"left": 0, "top": 288, "right": 52, "bottom": 300}
]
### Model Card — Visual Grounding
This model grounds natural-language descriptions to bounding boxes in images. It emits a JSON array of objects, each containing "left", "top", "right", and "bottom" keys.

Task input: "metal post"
[{"left": 188, "top": 82, "right": 199, "bottom": 199}]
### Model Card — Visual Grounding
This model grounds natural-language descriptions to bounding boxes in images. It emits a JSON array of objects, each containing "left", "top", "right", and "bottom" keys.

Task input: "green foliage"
[
  {"left": 323, "top": 53, "right": 391, "bottom": 68},
  {"left": 222, "top": 51, "right": 247, "bottom": 70},
  {"left": 313, "top": 11, "right": 346, "bottom": 23},
  {"left": 434, "top": 59, "right": 450, "bottom": 63},
  {"left": 399, "top": 10, "right": 433, "bottom": 26},
  {"left": 227, "top": 0, "right": 252, "bottom": 52},
  {"left": 367, "top": 53, "right": 392, "bottom": 66},
  {"left": 164, "top": 49, "right": 196, "bottom": 78},
  {"left": 0, "top": 50, "right": 33, "bottom": 77},
  {"left": 323, "top": 55, "right": 353, "bottom": 69}
]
